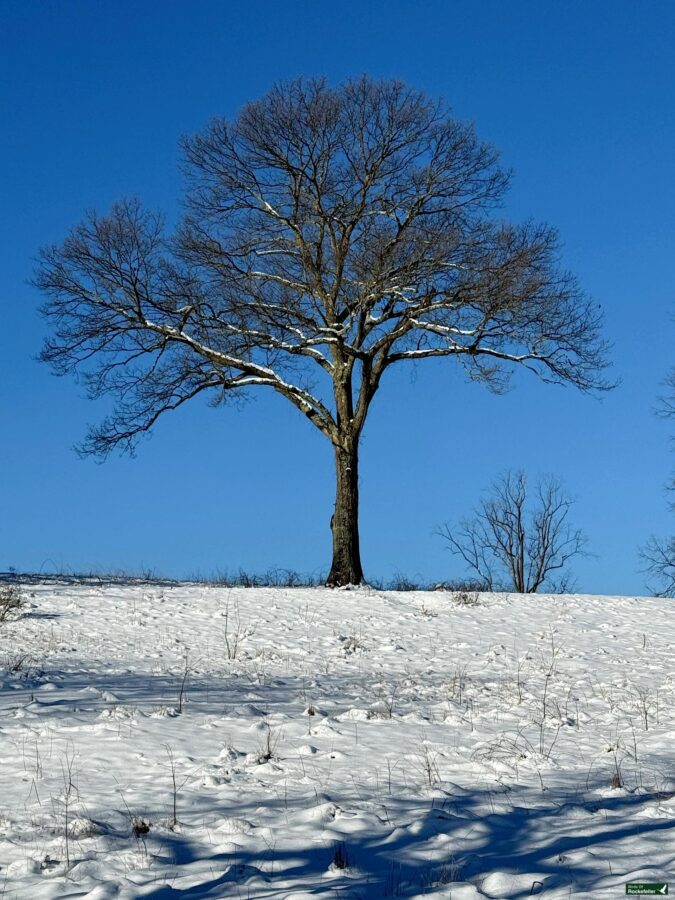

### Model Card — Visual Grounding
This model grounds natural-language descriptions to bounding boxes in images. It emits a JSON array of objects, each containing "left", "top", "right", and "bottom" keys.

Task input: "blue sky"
[{"left": 1, "top": 0, "right": 673, "bottom": 592}]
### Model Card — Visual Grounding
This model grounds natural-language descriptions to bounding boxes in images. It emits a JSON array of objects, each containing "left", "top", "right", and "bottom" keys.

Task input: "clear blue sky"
[{"left": 1, "top": 0, "right": 673, "bottom": 593}]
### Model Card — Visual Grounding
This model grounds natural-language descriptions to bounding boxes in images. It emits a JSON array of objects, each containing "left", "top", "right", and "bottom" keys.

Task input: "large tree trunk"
[{"left": 326, "top": 440, "right": 363, "bottom": 586}]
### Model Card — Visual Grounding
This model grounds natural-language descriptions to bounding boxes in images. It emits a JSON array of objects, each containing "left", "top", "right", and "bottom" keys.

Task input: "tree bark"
[{"left": 326, "top": 440, "right": 364, "bottom": 586}]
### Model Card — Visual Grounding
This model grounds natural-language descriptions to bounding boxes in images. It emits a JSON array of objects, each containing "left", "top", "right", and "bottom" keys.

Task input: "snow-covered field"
[{"left": 1, "top": 582, "right": 674, "bottom": 899}]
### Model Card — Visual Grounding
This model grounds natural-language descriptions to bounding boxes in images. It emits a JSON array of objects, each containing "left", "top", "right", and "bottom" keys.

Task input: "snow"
[{"left": 1, "top": 582, "right": 674, "bottom": 898}]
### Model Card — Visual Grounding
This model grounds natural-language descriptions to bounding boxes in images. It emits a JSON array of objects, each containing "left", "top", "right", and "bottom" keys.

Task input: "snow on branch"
[{"left": 36, "top": 77, "right": 612, "bottom": 456}]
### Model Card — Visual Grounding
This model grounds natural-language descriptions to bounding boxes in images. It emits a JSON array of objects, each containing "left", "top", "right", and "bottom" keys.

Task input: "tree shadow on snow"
[
  {"left": 132, "top": 787, "right": 675, "bottom": 899},
  {"left": 3, "top": 666, "right": 674, "bottom": 898}
]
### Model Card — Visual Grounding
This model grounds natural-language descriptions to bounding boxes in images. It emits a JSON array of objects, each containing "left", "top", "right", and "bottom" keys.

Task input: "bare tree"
[
  {"left": 642, "top": 355, "right": 675, "bottom": 597},
  {"left": 34, "top": 77, "right": 611, "bottom": 586},
  {"left": 437, "top": 470, "right": 587, "bottom": 593},
  {"left": 642, "top": 535, "right": 675, "bottom": 598}
]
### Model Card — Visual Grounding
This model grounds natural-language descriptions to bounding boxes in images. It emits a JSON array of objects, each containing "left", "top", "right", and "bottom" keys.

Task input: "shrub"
[
  {"left": 0, "top": 584, "right": 24, "bottom": 623},
  {"left": 451, "top": 590, "right": 480, "bottom": 607},
  {"left": 433, "top": 579, "right": 488, "bottom": 592},
  {"left": 387, "top": 572, "right": 426, "bottom": 591}
]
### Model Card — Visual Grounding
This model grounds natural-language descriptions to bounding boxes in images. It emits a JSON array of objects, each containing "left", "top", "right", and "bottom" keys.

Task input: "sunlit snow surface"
[{"left": 1, "top": 583, "right": 674, "bottom": 898}]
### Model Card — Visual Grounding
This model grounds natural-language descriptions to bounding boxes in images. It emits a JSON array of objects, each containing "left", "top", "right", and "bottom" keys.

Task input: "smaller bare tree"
[
  {"left": 642, "top": 362, "right": 675, "bottom": 597},
  {"left": 437, "top": 470, "right": 587, "bottom": 593},
  {"left": 641, "top": 536, "right": 675, "bottom": 597}
]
